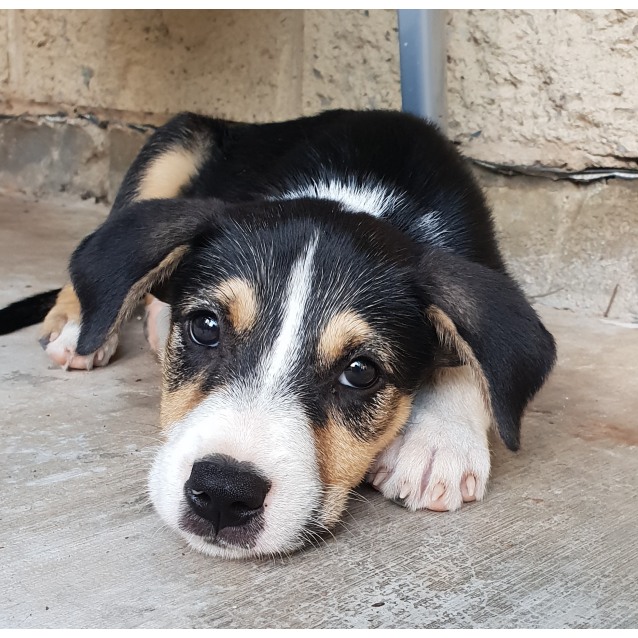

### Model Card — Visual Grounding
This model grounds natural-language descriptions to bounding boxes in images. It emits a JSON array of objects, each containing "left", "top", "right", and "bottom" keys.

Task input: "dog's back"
[{"left": 114, "top": 109, "right": 505, "bottom": 272}]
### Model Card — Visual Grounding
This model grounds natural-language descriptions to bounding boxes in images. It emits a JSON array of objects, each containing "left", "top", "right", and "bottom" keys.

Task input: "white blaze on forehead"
[
  {"left": 148, "top": 237, "right": 329, "bottom": 558},
  {"left": 261, "top": 234, "right": 319, "bottom": 388}
]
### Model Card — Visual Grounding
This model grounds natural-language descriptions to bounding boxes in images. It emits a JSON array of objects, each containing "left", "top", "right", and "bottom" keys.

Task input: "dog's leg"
[
  {"left": 41, "top": 289, "right": 170, "bottom": 370},
  {"left": 40, "top": 284, "right": 119, "bottom": 370},
  {"left": 143, "top": 294, "right": 171, "bottom": 358},
  {"left": 367, "top": 365, "right": 491, "bottom": 512},
  {"left": 40, "top": 114, "right": 215, "bottom": 370}
]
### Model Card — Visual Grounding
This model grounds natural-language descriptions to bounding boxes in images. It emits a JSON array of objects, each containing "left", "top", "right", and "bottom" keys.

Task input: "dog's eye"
[
  {"left": 188, "top": 313, "right": 220, "bottom": 347},
  {"left": 338, "top": 358, "right": 379, "bottom": 389}
]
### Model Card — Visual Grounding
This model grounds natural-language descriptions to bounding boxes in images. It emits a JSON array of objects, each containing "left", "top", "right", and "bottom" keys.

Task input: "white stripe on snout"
[{"left": 262, "top": 235, "right": 319, "bottom": 389}]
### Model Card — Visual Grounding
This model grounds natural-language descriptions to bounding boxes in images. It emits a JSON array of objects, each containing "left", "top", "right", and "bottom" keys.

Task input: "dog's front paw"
[
  {"left": 42, "top": 321, "right": 119, "bottom": 370},
  {"left": 40, "top": 284, "right": 118, "bottom": 370},
  {"left": 367, "top": 416, "right": 491, "bottom": 512}
]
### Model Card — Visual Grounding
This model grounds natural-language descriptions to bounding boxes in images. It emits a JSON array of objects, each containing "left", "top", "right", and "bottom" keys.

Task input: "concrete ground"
[{"left": 1, "top": 192, "right": 637, "bottom": 629}]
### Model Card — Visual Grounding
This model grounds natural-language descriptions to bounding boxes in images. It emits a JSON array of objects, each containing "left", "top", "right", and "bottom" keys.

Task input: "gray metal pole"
[{"left": 398, "top": 9, "right": 447, "bottom": 132}]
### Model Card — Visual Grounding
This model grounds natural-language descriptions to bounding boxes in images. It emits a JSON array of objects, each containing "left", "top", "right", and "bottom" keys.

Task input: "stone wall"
[
  {"left": 0, "top": 9, "right": 636, "bottom": 320},
  {"left": 0, "top": 9, "right": 403, "bottom": 202},
  {"left": 447, "top": 9, "right": 638, "bottom": 170},
  {"left": 0, "top": 10, "right": 400, "bottom": 121}
]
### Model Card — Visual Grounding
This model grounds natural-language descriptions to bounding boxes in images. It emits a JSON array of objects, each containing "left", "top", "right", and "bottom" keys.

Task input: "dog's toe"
[
  {"left": 423, "top": 483, "right": 448, "bottom": 511},
  {"left": 366, "top": 433, "right": 405, "bottom": 491},
  {"left": 461, "top": 474, "right": 477, "bottom": 503},
  {"left": 367, "top": 419, "right": 490, "bottom": 513}
]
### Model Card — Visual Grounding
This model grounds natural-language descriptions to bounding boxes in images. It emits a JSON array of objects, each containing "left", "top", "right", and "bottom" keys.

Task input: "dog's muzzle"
[{"left": 180, "top": 454, "right": 271, "bottom": 548}]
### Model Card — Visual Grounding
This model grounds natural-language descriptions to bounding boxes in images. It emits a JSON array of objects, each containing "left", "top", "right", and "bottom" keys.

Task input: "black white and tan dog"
[{"left": 0, "top": 109, "right": 556, "bottom": 558}]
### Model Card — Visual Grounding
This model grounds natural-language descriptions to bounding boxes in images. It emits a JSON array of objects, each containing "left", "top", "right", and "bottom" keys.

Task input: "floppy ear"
[
  {"left": 418, "top": 247, "right": 557, "bottom": 451},
  {"left": 69, "top": 198, "right": 228, "bottom": 356}
]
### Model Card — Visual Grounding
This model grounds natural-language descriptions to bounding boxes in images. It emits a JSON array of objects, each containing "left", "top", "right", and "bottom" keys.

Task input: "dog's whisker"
[{"left": 346, "top": 488, "right": 374, "bottom": 505}]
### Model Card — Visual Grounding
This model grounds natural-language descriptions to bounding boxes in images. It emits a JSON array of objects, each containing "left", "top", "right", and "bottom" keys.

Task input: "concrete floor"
[{"left": 1, "top": 192, "right": 637, "bottom": 629}]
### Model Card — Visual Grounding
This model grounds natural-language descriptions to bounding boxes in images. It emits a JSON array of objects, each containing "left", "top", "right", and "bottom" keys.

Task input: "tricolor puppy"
[{"left": 0, "top": 110, "right": 556, "bottom": 559}]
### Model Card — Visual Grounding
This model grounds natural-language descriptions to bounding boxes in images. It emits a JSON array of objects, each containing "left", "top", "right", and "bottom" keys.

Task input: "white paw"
[
  {"left": 367, "top": 415, "right": 491, "bottom": 512},
  {"left": 43, "top": 321, "right": 119, "bottom": 371}
]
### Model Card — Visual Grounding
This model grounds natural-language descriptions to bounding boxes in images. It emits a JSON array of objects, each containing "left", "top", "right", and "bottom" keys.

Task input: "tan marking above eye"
[
  {"left": 213, "top": 277, "right": 258, "bottom": 334},
  {"left": 318, "top": 309, "right": 373, "bottom": 367},
  {"left": 136, "top": 144, "right": 207, "bottom": 201},
  {"left": 314, "top": 390, "right": 413, "bottom": 526}
]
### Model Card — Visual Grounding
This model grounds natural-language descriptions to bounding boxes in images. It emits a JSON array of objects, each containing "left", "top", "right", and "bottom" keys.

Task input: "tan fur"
[
  {"left": 136, "top": 146, "right": 206, "bottom": 201},
  {"left": 160, "top": 379, "right": 205, "bottom": 429},
  {"left": 41, "top": 284, "right": 81, "bottom": 338},
  {"left": 315, "top": 392, "right": 413, "bottom": 526},
  {"left": 213, "top": 278, "right": 258, "bottom": 334},
  {"left": 317, "top": 310, "right": 372, "bottom": 367},
  {"left": 426, "top": 305, "right": 494, "bottom": 427}
]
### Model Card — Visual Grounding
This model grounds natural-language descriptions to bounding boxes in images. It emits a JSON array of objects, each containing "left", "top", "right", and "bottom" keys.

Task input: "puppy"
[{"left": 0, "top": 109, "right": 556, "bottom": 558}]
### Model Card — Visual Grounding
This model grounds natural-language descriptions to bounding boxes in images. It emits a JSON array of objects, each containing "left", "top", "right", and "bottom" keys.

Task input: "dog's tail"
[{"left": 0, "top": 289, "right": 61, "bottom": 335}]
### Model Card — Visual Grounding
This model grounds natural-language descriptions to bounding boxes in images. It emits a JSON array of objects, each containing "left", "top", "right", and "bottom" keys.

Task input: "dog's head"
[{"left": 70, "top": 198, "right": 555, "bottom": 558}]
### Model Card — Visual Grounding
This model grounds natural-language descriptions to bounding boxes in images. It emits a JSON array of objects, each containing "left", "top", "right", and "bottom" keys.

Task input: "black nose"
[{"left": 184, "top": 455, "right": 271, "bottom": 534}]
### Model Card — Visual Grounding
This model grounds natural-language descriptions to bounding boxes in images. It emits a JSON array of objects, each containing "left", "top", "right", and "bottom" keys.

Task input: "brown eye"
[
  {"left": 188, "top": 313, "right": 220, "bottom": 347},
  {"left": 338, "top": 358, "right": 379, "bottom": 389}
]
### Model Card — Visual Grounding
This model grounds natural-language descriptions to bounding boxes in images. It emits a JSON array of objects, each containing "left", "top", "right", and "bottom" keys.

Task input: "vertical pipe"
[{"left": 398, "top": 9, "right": 448, "bottom": 132}]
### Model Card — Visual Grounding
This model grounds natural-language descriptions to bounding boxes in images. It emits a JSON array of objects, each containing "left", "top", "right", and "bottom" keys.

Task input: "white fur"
[
  {"left": 274, "top": 180, "right": 455, "bottom": 250},
  {"left": 274, "top": 178, "right": 403, "bottom": 217},
  {"left": 47, "top": 320, "right": 81, "bottom": 357},
  {"left": 148, "top": 238, "right": 324, "bottom": 558},
  {"left": 416, "top": 211, "right": 455, "bottom": 249},
  {"left": 368, "top": 365, "right": 491, "bottom": 511},
  {"left": 262, "top": 235, "right": 318, "bottom": 387},
  {"left": 149, "top": 387, "right": 322, "bottom": 558},
  {"left": 45, "top": 320, "right": 118, "bottom": 370}
]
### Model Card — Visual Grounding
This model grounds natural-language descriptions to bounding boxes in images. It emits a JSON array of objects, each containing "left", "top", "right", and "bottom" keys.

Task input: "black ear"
[
  {"left": 418, "top": 247, "right": 557, "bottom": 451},
  {"left": 70, "top": 198, "right": 228, "bottom": 356}
]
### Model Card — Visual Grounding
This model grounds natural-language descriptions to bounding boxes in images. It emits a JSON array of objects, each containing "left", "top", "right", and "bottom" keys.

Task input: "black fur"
[
  {"left": 70, "top": 199, "right": 229, "bottom": 355},
  {"left": 4, "top": 109, "right": 557, "bottom": 450},
  {"left": 165, "top": 201, "right": 438, "bottom": 443}
]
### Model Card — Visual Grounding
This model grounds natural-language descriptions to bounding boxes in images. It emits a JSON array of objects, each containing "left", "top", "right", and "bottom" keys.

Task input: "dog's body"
[{"left": 0, "top": 110, "right": 556, "bottom": 558}]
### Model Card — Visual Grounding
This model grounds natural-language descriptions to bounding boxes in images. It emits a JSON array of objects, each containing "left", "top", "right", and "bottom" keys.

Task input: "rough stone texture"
[
  {"left": 301, "top": 10, "right": 400, "bottom": 113},
  {"left": 447, "top": 9, "right": 638, "bottom": 169},
  {"left": 0, "top": 117, "right": 148, "bottom": 201},
  {"left": 10, "top": 10, "right": 299, "bottom": 120},
  {"left": 0, "top": 11, "right": 8, "bottom": 87},
  {"left": 476, "top": 169, "right": 638, "bottom": 322},
  {"left": 1, "top": 9, "right": 399, "bottom": 121},
  {"left": 0, "top": 9, "right": 636, "bottom": 318},
  {"left": 1, "top": 193, "right": 637, "bottom": 629},
  {"left": 3, "top": 9, "right": 638, "bottom": 170}
]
